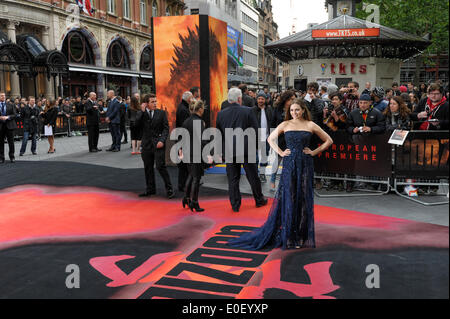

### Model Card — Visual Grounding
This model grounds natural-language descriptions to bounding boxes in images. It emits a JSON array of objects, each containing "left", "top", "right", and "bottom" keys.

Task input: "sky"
[{"left": 272, "top": 0, "right": 330, "bottom": 39}]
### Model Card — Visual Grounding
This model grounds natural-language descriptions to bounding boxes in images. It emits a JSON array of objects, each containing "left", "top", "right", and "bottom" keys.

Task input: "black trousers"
[
  {"left": 141, "top": 149, "right": 173, "bottom": 194},
  {"left": 109, "top": 123, "right": 121, "bottom": 150},
  {"left": 226, "top": 162, "right": 265, "bottom": 210},
  {"left": 177, "top": 162, "right": 189, "bottom": 191},
  {"left": 87, "top": 125, "right": 99, "bottom": 151},
  {"left": 120, "top": 122, "right": 128, "bottom": 142},
  {"left": 0, "top": 126, "right": 15, "bottom": 160}
]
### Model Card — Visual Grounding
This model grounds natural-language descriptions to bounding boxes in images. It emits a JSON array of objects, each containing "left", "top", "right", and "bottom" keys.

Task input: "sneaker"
[{"left": 404, "top": 185, "right": 418, "bottom": 197}]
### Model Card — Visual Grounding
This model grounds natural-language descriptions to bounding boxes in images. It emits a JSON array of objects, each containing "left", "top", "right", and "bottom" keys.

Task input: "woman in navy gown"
[{"left": 229, "top": 99, "right": 333, "bottom": 250}]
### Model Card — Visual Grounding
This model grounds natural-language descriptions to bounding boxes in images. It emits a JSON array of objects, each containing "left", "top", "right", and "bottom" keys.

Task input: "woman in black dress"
[
  {"left": 127, "top": 96, "right": 143, "bottom": 155},
  {"left": 40, "top": 99, "right": 58, "bottom": 154},
  {"left": 180, "top": 100, "right": 213, "bottom": 212}
]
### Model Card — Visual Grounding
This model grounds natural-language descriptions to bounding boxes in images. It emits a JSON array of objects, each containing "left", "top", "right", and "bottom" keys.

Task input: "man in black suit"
[
  {"left": 176, "top": 91, "right": 193, "bottom": 192},
  {"left": 0, "top": 92, "right": 17, "bottom": 163},
  {"left": 216, "top": 87, "right": 267, "bottom": 212},
  {"left": 105, "top": 90, "right": 121, "bottom": 152},
  {"left": 19, "top": 96, "right": 40, "bottom": 156},
  {"left": 136, "top": 93, "right": 174, "bottom": 199},
  {"left": 85, "top": 92, "right": 102, "bottom": 153}
]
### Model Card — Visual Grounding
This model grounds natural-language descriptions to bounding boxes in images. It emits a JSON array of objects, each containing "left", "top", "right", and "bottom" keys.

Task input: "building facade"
[
  {"left": 239, "top": 0, "right": 258, "bottom": 86},
  {"left": 0, "top": 0, "right": 185, "bottom": 99},
  {"left": 255, "top": 0, "right": 279, "bottom": 91}
]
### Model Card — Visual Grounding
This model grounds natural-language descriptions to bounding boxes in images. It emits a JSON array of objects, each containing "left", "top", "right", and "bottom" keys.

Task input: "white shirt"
[{"left": 260, "top": 108, "right": 268, "bottom": 142}]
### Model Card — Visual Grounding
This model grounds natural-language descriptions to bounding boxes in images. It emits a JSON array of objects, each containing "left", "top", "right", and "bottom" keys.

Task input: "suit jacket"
[
  {"left": 106, "top": 98, "right": 121, "bottom": 124},
  {"left": 85, "top": 99, "right": 100, "bottom": 126},
  {"left": 176, "top": 100, "right": 191, "bottom": 128},
  {"left": 41, "top": 108, "right": 58, "bottom": 127},
  {"left": 136, "top": 108, "right": 169, "bottom": 152},
  {"left": 181, "top": 113, "right": 208, "bottom": 163},
  {"left": 347, "top": 107, "right": 386, "bottom": 135},
  {"left": 20, "top": 105, "right": 40, "bottom": 133},
  {"left": 216, "top": 103, "right": 259, "bottom": 162},
  {"left": 0, "top": 102, "right": 17, "bottom": 130}
]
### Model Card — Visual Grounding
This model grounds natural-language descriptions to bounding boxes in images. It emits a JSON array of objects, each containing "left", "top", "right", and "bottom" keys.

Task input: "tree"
[{"left": 355, "top": 0, "right": 449, "bottom": 57}]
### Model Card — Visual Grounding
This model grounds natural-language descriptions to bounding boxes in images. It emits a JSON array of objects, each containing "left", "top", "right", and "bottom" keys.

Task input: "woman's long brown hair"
[
  {"left": 285, "top": 98, "right": 312, "bottom": 121},
  {"left": 384, "top": 96, "right": 411, "bottom": 118}
]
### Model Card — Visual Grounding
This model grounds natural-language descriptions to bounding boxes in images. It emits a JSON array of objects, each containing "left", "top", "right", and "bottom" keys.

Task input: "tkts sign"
[
  {"left": 320, "top": 62, "right": 368, "bottom": 75},
  {"left": 312, "top": 28, "right": 380, "bottom": 38}
]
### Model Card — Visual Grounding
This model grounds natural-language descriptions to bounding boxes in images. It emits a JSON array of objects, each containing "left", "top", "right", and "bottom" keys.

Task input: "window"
[
  {"left": 140, "top": 46, "right": 153, "bottom": 72},
  {"left": 140, "top": 0, "right": 147, "bottom": 25},
  {"left": 107, "top": 40, "right": 130, "bottom": 69},
  {"left": 242, "top": 12, "right": 258, "bottom": 31},
  {"left": 107, "top": 0, "right": 116, "bottom": 14},
  {"left": 62, "top": 31, "right": 95, "bottom": 65},
  {"left": 243, "top": 30, "right": 258, "bottom": 50},
  {"left": 152, "top": 1, "right": 158, "bottom": 17},
  {"left": 243, "top": 51, "right": 257, "bottom": 68},
  {"left": 123, "top": 0, "right": 131, "bottom": 19},
  {"left": 165, "top": 5, "right": 171, "bottom": 16}
]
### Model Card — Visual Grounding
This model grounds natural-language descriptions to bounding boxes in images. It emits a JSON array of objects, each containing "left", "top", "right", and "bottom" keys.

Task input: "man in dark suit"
[
  {"left": 19, "top": 96, "right": 40, "bottom": 156},
  {"left": 136, "top": 93, "right": 174, "bottom": 199},
  {"left": 105, "top": 90, "right": 121, "bottom": 152},
  {"left": 216, "top": 88, "right": 267, "bottom": 212},
  {"left": 85, "top": 92, "right": 102, "bottom": 153},
  {"left": 0, "top": 92, "right": 17, "bottom": 163},
  {"left": 176, "top": 91, "right": 193, "bottom": 192}
]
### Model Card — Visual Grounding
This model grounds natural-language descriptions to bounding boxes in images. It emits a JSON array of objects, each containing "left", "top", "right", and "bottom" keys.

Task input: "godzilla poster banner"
[
  {"left": 152, "top": 15, "right": 228, "bottom": 129},
  {"left": 153, "top": 15, "right": 201, "bottom": 130},
  {"left": 208, "top": 16, "right": 228, "bottom": 128}
]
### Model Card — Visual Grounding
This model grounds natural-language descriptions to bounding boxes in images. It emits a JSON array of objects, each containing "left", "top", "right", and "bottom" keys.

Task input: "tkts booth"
[{"left": 265, "top": 0, "right": 431, "bottom": 91}]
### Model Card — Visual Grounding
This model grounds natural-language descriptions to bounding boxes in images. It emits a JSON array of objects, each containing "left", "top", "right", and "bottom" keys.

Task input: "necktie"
[{"left": 1, "top": 103, "right": 5, "bottom": 116}]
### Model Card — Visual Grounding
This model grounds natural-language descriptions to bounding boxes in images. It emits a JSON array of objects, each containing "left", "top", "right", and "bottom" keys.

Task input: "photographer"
[
  {"left": 19, "top": 96, "right": 40, "bottom": 156},
  {"left": 340, "top": 81, "right": 360, "bottom": 112}
]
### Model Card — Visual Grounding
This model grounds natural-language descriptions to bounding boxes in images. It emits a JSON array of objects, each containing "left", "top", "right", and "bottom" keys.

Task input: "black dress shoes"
[
  {"left": 232, "top": 207, "right": 240, "bottom": 213},
  {"left": 96, "top": 148, "right": 102, "bottom": 152},
  {"left": 167, "top": 190, "right": 175, "bottom": 199},
  {"left": 256, "top": 198, "right": 268, "bottom": 208},
  {"left": 0, "top": 159, "right": 5, "bottom": 164},
  {"left": 10, "top": 158, "right": 15, "bottom": 163},
  {"left": 139, "top": 191, "right": 155, "bottom": 198}
]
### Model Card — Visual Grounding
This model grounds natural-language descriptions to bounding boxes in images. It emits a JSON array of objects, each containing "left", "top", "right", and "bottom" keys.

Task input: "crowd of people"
[{"left": 1, "top": 79, "right": 448, "bottom": 199}]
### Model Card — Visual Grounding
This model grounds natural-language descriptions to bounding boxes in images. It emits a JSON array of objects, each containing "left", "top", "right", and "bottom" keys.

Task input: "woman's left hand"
[{"left": 303, "top": 147, "right": 315, "bottom": 156}]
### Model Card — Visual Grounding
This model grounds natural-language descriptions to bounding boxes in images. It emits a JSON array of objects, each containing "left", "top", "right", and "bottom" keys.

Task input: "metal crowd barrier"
[
  {"left": 15, "top": 113, "right": 116, "bottom": 138},
  {"left": 311, "top": 130, "right": 449, "bottom": 206}
]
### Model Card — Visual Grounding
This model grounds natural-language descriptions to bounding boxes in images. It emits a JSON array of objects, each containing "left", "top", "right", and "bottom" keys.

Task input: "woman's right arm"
[{"left": 268, "top": 122, "right": 290, "bottom": 158}]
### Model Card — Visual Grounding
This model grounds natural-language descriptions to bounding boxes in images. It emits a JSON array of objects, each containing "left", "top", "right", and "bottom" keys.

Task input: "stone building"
[{"left": 0, "top": 0, "right": 185, "bottom": 99}]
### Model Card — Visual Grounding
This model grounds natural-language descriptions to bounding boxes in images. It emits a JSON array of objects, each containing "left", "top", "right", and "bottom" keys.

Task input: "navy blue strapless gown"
[{"left": 228, "top": 131, "right": 316, "bottom": 250}]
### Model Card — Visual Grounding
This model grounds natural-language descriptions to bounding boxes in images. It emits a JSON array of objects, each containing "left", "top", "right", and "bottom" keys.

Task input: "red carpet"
[{"left": 0, "top": 185, "right": 448, "bottom": 299}]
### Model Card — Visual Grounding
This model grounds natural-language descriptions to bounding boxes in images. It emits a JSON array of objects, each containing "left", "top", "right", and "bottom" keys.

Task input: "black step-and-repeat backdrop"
[{"left": 313, "top": 131, "right": 393, "bottom": 178}]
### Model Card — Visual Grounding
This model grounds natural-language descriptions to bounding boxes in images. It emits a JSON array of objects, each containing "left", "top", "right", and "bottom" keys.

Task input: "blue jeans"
[
  {"left": 270, "top": 155, "right": 282, "bottom": 184},
  {"left": 20, "top": 131, "right": 37, "bottom": 154}
]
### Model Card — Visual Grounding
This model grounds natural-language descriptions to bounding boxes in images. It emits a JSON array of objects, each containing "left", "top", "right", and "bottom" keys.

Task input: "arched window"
[
  {"left": 107, "top": 40, "right": 130, "bottom": 69},
  {"left": 140, "top": 46, "right": 153, "bottom": 72},
  {"left": 62, "top": 31, "right": 95, "bottom": 65},
  {"left": 152, "top": 1, "right": 158, "bottom": 17}
]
